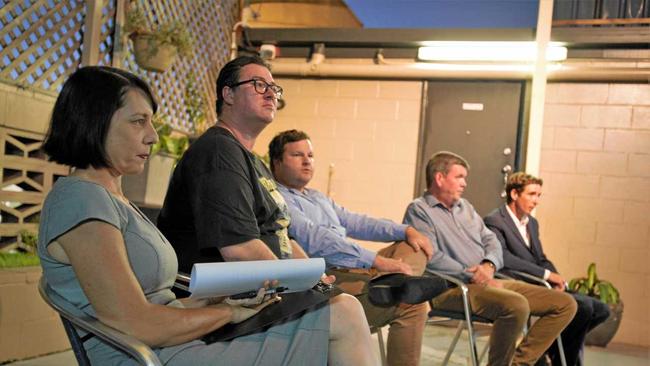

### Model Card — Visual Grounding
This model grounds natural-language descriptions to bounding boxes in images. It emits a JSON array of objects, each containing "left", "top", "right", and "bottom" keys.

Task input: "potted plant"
[
  {"left": 124, "top": 6, "right": 193, "bottom": 72},
  {"left": 569, "top": 262, "right": 623, "bottom": 347},
  {"left": 151, "top": 113, "right": 190, "bottom": 162}
]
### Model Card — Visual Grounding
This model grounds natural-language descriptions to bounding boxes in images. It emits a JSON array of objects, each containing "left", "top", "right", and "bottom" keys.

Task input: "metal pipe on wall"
[{"left": 268, "top": 60, "right": 650, "bottom": 82}]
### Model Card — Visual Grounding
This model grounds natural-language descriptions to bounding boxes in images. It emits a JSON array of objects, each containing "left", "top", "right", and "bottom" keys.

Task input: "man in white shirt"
[{"left": 484, "top": 172, "right": 610, "bottom": 366}]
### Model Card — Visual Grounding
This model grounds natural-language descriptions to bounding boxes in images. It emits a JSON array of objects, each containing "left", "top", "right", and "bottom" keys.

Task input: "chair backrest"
[{"left": 38, "top": 276, "right": 163, "bottom": 366}]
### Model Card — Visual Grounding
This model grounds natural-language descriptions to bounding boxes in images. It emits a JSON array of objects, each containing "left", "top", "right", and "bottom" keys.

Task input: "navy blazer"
[{"left": 483, "top": 205, "right": 558, "bottom": 279}]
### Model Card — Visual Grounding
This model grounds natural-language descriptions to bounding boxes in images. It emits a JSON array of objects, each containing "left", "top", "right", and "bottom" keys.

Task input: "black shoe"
[{"left": 368, "top": 273, "right": 448, "bottom": 307}]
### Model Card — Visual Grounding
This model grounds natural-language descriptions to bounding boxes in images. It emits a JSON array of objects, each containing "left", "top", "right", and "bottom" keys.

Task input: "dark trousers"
[{"left": 548, "top": 292, "right": 610, "bottom": 366}]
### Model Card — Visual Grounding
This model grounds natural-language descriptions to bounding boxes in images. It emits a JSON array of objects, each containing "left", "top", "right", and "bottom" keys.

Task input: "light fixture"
[{"left": 418, "top": 42, "right": 567, "bottom": 62}]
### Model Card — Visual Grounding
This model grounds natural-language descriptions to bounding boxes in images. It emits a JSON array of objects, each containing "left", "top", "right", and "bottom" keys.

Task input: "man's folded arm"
[
  {"left": 287, "top": 208, "right": 377, "bottom": 269},
  {"left": 332, "top": 198, "right": 407, "bottom": 242},
  {"left": 403, "top": 203, "right": 471, "bottom": 281}
]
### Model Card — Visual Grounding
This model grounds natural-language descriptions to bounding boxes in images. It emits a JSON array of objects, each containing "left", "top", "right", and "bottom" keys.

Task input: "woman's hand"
[
  {"left": 225, "top": 285, "right": 279, "bottom": 307},
  {"left": 225, "top": 295, "right": 281, "bottom": 324},
  {"left": 321, "top": 273, "right": 336, "bottom": 285}
]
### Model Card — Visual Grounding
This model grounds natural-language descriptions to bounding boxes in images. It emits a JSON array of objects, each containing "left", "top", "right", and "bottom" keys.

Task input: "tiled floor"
[
  {"left": 416, "top": 323, "right": 650, "bottom": 366},
  {"left": 6, "top": 322, "right": 650, "bottom": 365}
]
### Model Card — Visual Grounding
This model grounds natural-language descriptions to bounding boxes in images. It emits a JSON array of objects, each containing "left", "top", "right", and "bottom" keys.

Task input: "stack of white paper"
[{"left": 189, "top": 258, "right": 325, "bottom": 299}]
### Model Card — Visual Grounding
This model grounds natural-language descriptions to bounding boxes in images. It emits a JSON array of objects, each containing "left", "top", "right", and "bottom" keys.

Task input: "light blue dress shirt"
[
  {"left": 278, "top": 185, "right": 408, "bottom": 269},
  {"left": 403, "top": 193, "right": 503, "bottom": 282}
]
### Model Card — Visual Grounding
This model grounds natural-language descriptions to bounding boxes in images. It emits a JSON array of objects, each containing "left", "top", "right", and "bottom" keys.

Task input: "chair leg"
[
  {"left": 556, "top": 336, "right": 567, "bottom": 366},
  {"left": 60, "top": 316, "right": 91, "bottom": 366},
  {"left": 442, "top": 321, "right": 465, "bottom": 366},
  {"left": 375, "top": 326, "right": 387, "bottom": 366},
  {"left": 460, "top": 288, "right": 480, "bottom": 366},
  {"left": 478, "top": 341, "right": 489, "bottom": 365}
]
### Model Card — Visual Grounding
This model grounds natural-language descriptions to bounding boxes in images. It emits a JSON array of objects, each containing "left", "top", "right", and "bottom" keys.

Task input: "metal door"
[{"left": 415, "top": 81, "right": 524, "bottom": 216}]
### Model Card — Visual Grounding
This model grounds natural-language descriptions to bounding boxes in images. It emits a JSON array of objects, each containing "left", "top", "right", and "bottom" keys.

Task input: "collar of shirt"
[
  {"left": 505, "top": 204, "right": 530, "bottom": 246},
  {"left": 278, "top": 184, "right": 319, "bottom": 201},
  {"left": 423, "top": 192, "right": 462, "bottom": 211}
]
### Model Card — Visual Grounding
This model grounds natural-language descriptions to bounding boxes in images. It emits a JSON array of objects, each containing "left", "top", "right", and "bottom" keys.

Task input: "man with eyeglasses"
[
  {"left": 158, "top": 55, "right": 309, "bottom": 272},
  {"left": 158, "top": 56, "right": 380, "bottom": 365}
]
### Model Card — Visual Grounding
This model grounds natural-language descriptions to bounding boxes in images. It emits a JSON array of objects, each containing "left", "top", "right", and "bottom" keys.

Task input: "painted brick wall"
[
  {"left": 254, "top": 78, "right": 423, "bottom": 252},
  {"left": 538, "top": 83, "right": 650, "bottom": 346}
]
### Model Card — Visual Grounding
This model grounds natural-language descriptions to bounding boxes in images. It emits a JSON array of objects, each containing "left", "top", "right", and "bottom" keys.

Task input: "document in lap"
[
  {"left": 189, "top": 258, "right": 325, "bottom": 298},
  {"left": 196, "top": 258, "right": 341, "bottom": 343}
]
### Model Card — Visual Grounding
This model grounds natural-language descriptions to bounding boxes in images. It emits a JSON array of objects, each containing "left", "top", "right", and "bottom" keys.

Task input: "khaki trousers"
[
  {"left": 327, "top": 242, "right": 429, "bottom": 366},
  {"left": 431, "top": 280, "right": 577, "bottom": 366}
]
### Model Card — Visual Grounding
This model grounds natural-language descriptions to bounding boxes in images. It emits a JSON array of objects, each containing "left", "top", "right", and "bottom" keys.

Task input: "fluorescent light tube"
[{"left": 418, "top": 42, "right": 567, "bottom": 62}]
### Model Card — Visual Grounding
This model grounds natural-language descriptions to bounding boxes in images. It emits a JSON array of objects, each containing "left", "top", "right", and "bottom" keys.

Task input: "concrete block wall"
[
  {"left": 538, "top": 83, "right": 650, "bottom": 347},
  {"left": 254, "top": 78, "right": 423, "bottom": 252},
  {"left": 0, "top": 83, "right": 55, "bottom": 135},
  {"left": 0, "top": 84, "right": 67, "bottom": 362},
  {"left": 0, "top": 267, "right": 69, "bottom": 362}
]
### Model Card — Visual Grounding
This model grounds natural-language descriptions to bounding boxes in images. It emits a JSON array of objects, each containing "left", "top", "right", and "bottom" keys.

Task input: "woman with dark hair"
[{"left": 38, "top": 66, "right": 376, "bottom": 365}]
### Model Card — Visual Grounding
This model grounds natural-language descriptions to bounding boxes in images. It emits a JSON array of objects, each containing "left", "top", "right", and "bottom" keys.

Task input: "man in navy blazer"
[{"left": 484, "top": 172, "right": 609, "bottom": 366}]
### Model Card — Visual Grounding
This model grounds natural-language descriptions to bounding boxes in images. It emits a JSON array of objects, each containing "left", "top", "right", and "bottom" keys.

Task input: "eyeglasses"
[{"left": 229, "top": 78, "right": 283, "bottom": 98}]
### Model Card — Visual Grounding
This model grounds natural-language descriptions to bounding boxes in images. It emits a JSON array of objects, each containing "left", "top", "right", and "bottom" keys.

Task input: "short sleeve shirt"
[
  {"left": 158, "top": 127, "right": 292, "bottom": 273},
  {"left": 38, "top": 176, "right": 180, "bottom": 310}
]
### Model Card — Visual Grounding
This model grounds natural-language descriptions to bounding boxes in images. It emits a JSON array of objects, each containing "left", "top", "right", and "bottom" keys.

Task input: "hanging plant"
[{"left": 124, "top": 6, "right": 193, "bottom": 72}]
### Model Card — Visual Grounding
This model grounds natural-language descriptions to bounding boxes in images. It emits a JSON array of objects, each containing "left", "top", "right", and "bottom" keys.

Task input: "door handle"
[{"left": 500, "top": 164, "right": 512, "bottom": 198}]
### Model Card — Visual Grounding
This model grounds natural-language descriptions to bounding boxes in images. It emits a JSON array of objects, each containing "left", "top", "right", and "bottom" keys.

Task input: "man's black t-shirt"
[{"left": 158, "top": 127, "right": 292, "bottom": 273}]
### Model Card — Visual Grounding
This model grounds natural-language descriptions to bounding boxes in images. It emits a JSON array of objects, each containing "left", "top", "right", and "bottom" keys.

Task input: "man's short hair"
[
  {"left": 425, "top": 151, "right": 470, "bottom": 188},
  {"left": 268, "top": 129, "right": 311, "bottom": 172},
  {"left": 43, "top": 66, "right": 157, "bottom": 169},
  {"left": 505, "top": 172, "right": 543, "bottom": 204},
  {"left": 216, "top": 55, "right": 269, "bottom": 115}
]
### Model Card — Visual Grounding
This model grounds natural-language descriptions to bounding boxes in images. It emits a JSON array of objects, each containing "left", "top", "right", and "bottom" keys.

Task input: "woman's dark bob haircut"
[{"left": 43, "top": 66, "right": 157, "bottom": 169}]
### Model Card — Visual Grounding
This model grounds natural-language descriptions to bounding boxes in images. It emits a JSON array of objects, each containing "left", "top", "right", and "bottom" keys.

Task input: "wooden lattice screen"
[
  {"left": 122, "top": 0, "right": 239, "bottom": 132},
  {"left": 0, "top": 0, "right": 240, "bottom": 249}
]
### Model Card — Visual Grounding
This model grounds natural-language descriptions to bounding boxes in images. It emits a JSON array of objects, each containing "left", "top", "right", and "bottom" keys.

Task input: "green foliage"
[
  {"left": 151, "top": 114, "right": 189, "bottom": 161},
  {"left": 569, "top": 263, "right": 620, "bottom": 305},
  {"left": 124, "top": 6, "right": 148, "bottom": 34},
  {"left": 19, "top": 230, "right": 38, "bottom": 250},
  {"left": 157, "top": 21, "right": 193, "bottom": 57},
  {"left": 185, "top": 72, "right": 208, "bottom": 135},
  {"left": 0, "top": 231, "right": 40, "bottom": 268},
  {"left": 0, "top": 252, "right": 40, "bottom": 268},
  {"left": 125, "top": 6, "right": 193, "bottom": 58}
]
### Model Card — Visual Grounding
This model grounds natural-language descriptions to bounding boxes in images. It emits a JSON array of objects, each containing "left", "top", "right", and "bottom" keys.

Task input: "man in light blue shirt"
[{"left": 269, "top": 129, "right": 434, "bottom": 366}]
